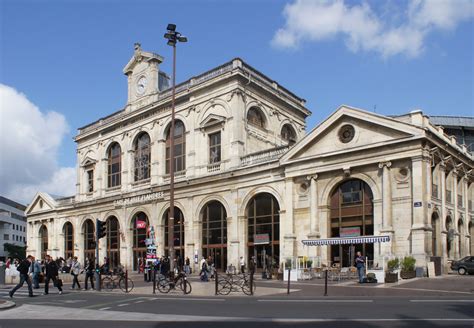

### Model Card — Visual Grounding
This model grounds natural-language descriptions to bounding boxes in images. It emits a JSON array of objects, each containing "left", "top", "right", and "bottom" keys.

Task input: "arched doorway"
[
  {"left": 202, "top": 201, "right": 227, "bottom": 271},
  {"left": 63, "top": 222, "right": 74, "bottom": 259},
  {"left": 246, "top": 193, "right": 280, "bottom": 270},
  {"left": 39, "top": 225, "right": 48, "bottom": 260},
  {"left": 329, "top": 179, "right": 374, "bottom": 267},
  {"left": 431, "top": 212, "right": 440, "bottom": 256},
  {"left": 458, "top": 219, "right": 464, "bottom": 258},
  {"left": 446, "top": 216, "right": 453, "bottom": 258},
  {"left": 131, "top": 212, "right": 149, "bottom": 271},
  {"left": 83, "top": 219, "right": 95, "bottom": 263},
  {"left": 164, "top": 207, "right": 185, "bottom": 260},
  {"left": 106, "top": 216, "right": 120, "bottom": 269}
]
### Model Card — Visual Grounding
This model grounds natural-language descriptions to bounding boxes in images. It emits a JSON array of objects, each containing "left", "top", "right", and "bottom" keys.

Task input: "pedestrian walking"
[
  {"left": 9, "top": 255, "right": 35, "bottom": 298},
  {"left": 184, "top": 257, "right": 190, "bottom": 274},
  {"left": 43, "top": 255, "right": 63, "bottom": 295},
  {"left": 355, "top": 251, "right": 365, "bottom": 283},
  {"left": 83, "top": 258, "right": 95, "bottom": 290},
  {"left": 200, "top": 258, "right": 209, "bottom": 282},
  {"left": 70, "top": 256, "right": 81, "bottom": 289},
  {"left": 32, "top": 259, "right": 41, "bottom": 289},
  {"left": 240, "top": 256, "right": 245, "bottom": 274}
]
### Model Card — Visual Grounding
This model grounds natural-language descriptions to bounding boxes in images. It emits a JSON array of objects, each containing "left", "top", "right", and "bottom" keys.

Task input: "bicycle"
[
  {"left": 101, "top": 272, "right": 134, "bottom": 293},
  {"left": 217, "top": 272, "right": 256, "bottom": 295},
  {"left": 157, "top": 271, "right": 192, "bottom": 294}
]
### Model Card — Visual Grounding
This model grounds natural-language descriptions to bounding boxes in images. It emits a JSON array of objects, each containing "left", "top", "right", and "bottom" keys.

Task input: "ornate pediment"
[
  {"left": 26, "top": 192, "right": 57, "bottom": 215},
  {"left": 199, "top": 114, "right": 227, "bottom": 130},
  {"left": 81, "top": 156, "right": 97, "bottom": 167},
  {"left": 281, "top": 105, "right": 423, "bottom": 164},
  {"left": 123, "top": 43, "right": 164, "bottom": 75}
]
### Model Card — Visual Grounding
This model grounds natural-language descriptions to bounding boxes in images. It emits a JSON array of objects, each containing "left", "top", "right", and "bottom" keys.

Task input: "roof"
[
  {"left": 0, "top": 196, "right": 27, "bottom": 211},
  {"left": 428, "top": 116, "right": 474, "bottom": 128}
]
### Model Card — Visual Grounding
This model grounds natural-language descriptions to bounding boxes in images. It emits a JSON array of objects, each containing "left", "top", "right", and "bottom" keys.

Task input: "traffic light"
[{"left": 96, "top": 219, "right": 106, "bottom": 239}]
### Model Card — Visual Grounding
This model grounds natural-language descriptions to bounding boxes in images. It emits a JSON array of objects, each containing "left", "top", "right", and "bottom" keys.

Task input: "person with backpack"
[
  {"left": 43, "top": 254, "right": 63, "bottom": 295},
  {"left": 9, "top": 255, "right": 35, "bottom": 298},
  {"left": 70, "top": 256, "right": 81, "bottom": 289}
]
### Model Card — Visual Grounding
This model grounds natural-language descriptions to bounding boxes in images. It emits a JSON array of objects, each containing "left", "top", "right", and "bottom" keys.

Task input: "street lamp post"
[{"left": 164, "top": 24, "right": 187, "bottom": 272}]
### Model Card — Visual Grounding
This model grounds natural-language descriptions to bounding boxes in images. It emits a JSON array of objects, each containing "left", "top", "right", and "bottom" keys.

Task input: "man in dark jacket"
[
  {"left": 9, "top": 255, "right": 35, "bottom": 297},
  {"left": 43, "top": 255, "right": 63, "bottom": 295},
  {"left": 83, "top": 258, "right": 95, "bottom": 290}
]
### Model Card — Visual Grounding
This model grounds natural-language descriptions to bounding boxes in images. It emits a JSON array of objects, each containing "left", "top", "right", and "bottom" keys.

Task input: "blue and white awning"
[{"left": 302, "top": 235, "right": 390, "bottom": 246}]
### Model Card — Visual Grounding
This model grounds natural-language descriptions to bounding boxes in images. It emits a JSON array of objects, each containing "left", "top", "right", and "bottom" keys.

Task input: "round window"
[{"left": 338, "top": 125, "right": 355, "bottom": 143}]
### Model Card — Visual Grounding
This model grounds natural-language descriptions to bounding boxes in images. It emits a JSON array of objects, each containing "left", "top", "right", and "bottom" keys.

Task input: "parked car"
[{"left": 450, "top": 256, "right": 474, "bottom": 275}]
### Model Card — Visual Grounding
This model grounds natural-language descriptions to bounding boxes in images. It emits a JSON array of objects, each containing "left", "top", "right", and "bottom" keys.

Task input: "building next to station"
[
  {"left": 25, "top": 44, "right": 473, "bottom": 273},
  {"left": 0, "top": 196, "right": 27, "bottom": 261}
]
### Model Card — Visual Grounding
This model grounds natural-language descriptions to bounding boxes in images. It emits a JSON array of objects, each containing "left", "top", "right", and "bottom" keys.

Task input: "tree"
[{"left": 4, "top": 243, "right": 26, "bottom": 260}]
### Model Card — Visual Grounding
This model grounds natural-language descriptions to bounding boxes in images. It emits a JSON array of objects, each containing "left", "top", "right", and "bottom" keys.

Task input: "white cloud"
[
  {"left": 0, "top": 84, "right": 76, "bottom": 205},
  {"left": 272, "top": 0, "right": 474, "bottom": 58}
]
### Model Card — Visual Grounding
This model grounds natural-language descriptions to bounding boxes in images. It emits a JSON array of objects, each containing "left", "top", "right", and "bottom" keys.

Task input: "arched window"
[
  {"left": 39, "top": 225, "right": 48, "bottom": 260},
  {"left": 63, "top": 222, "right": 74, "bottom": 259},
  {"left": 281, "top": 124, "right": 296, "bottom": 145},
  {"left": 165, "top": 120, "right": 186, "bottom": 174},
  {"left": 164, "top": 207, "right": 185, "bottom": 259},
  {"left": 247, "top": 107, "right": 265, "bottom": 129},
  {"left": 330, "top": 179, "right": 374, "bottom": 267},
  {"left": 446, "top": 216, "right": 453, "bottom": 258},
  {"left": 107, "top": 143, "right": 121, "bottom": 187},
  {"left": 131, "top": 212, "right": 149, "bottom": 271},
  {"left": 202, "top": 201, "right": 227, "bottom": 271},
  {"left": 247, "top": 193, "right": 280, "bottom": 269},
  {"left": 134, "top": 133, "right": 151, "bottom": 181},
  {"left": 83, "top": 219, "right": 95, "bottom": 263},
  {"left": 106, "top": 216, "right": 120, "bottom": 270}
]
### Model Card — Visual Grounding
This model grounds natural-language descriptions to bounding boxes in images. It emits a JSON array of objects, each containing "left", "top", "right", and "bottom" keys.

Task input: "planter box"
[
  {"left": 400, "top": 270, "right": 416, "bottom": 279},
  {"left": 385, "top": 272, "right": 398, "bottom": 283}
]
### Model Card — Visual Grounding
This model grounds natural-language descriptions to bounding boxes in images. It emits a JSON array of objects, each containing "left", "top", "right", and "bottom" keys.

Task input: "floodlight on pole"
[{"left": 164, "top": 23, "right": 187, "bottom": 272}]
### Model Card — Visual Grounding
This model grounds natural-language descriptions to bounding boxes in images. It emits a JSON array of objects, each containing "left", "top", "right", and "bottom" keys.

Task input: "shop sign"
[
  {"left": 414, "top": 201, "right": 422, "bottom": 207},
  {"left": 254, "top": 233, "right": 270, "bottom": 245},
  {"left": 114, "top": 192, "right": 164, "bottom": 207},
  {"left": 340, "top": 227, "right": 361, "bottom": 238},
  {"left": 136, "top": 220, "right": 147, "bottom": 229}
]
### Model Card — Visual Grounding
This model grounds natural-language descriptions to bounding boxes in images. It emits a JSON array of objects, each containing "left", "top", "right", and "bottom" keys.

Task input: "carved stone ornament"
[{"left": 338, "top": 124, "right": 355, "bottom": 143}]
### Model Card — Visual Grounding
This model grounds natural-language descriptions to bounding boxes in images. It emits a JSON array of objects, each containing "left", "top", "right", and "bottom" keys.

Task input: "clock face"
[{"left": 136, "top": 76, "right": 148, "bottom": 95}]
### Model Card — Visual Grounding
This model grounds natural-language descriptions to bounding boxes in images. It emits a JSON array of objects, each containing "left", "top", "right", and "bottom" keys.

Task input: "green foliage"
[
  {"left": 4, "top": 243, "right": 26, "bottom": 260},
  {"left": 387, "top": 258, "right": 399, "bottom": 272},
  {"left": 305, "top": 260, "right": 313, "bottom": 268},
  {"left": 401, "top": 256, "right": 416, "bottom": 272}
]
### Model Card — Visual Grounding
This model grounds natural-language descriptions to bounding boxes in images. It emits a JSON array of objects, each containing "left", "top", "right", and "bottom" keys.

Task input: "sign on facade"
[
  {"left": 146, "top": 246, "right": 157, "bottom": 259},
  {"left": 136, "top": 220, "right": 147, "bottom": 229},
  {"left": 340, "top": 227, "right": 361, "bottom": 238},
  {"left": 113, "top": 192, "right": 164, "bottom": 207},
  {"left": 414, "top": 202, "right": 422, "bottom": 207},
  {"left": 254, "top": 233, "right": 270, "bottom": 245}
]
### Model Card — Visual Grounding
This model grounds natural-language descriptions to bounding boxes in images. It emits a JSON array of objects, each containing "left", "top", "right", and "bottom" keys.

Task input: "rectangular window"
[
  {"left": 3, "top": 234, "right": 8, "bottom": 240},
  {"left": 209, "top": 132, "right": 221, "bottom": 164},
  {"left": 87, "top": 170, "right": 94, "bottom": 193}
]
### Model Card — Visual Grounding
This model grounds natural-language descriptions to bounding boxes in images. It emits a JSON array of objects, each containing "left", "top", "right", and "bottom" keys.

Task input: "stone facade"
[{"left": 26, "top": 45, "right": 473, "bottom": 273}]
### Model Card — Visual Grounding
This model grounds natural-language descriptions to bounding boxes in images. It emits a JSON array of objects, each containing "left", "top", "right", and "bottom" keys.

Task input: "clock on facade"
[{"left": 136, "top": 76, "right": 148, "bottom": 95}]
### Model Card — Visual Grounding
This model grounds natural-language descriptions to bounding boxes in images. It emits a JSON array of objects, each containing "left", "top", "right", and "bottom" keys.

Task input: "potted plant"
[
  {"left": 385, "top": 258, "right": 399, "bottom": 283},
  {"left": 400, "top": 256, "right": 416, "bottom": 279}
]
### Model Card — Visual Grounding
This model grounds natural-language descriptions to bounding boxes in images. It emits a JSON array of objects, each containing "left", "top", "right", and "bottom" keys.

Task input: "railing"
[
  {"left": 241, "top": 146, "right": 289, "bottom": 167},
  {"left": 207, "top": 163, "right": 221, "bottom": 173},
  {"left": 432, "top": 184, "right": 438, "bottom": 198},
  {"left": 55, "top": 196, "right": 75, "bottom": 206},
  {"left": 446, "top": 190, "right": 452, "bottom": 204}
]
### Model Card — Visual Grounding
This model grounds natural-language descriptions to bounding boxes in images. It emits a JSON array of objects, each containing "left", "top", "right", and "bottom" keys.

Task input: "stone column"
[
  {"left": 452, "top": 170, "right": 459, "bottom": 259},
  {"left": 378, "top": 161, "right": 394, "bottom": 257},
  {"left": 228, "top": 89, "right": 245, "bottom": 168},
  {"left": 307, "top": 175, "right": 319, "bottom": 259},
  {"left": 282, "top": 178, "right": 296, "bottom": 260}
]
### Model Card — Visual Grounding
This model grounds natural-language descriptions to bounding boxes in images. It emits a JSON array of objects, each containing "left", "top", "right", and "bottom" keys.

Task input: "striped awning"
[{"left": 302, "top": 235, "right": 390, "bottom": 246}]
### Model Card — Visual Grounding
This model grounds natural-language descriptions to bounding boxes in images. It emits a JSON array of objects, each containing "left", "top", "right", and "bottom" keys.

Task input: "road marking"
[
  {"left": 150, "top": 297, "right": 225, "bottom": 302},
  {"left": 98, "top": 307, "right": 111, "bottom": 311},
  {"left": 134, "top": 300, "right": 145, "bottom": 303},
  {"left": 117, "top": 303, "right": 130, "bottom": 307},
  {"left": 258, "top": 299, "right": 373, "bottom": 303},
  {"left": 410, "top": 300, "right": 474, "bottom": 303}
]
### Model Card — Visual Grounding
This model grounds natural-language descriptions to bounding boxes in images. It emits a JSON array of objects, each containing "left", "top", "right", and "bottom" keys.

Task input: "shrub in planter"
[
  {"left": 400, "top": 256, "right": 416, "bottom": 279},
  {"left": 385, "top": 258, "right": 399, "bottom": 283}
]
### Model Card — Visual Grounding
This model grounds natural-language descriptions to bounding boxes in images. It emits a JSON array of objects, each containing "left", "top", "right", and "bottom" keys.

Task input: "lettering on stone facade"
[{"left": 113, "top": 192, "right": 164, "bottom": 207}]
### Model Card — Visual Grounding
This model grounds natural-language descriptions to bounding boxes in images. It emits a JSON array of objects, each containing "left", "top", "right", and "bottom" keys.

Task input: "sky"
[{"left": 0, "top": 0, "right": 473, "bottom": 204}]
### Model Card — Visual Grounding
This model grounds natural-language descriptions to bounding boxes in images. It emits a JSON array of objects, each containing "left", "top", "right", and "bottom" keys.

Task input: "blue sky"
[{"left": 0, "top": 0, "right": 473, "bottom": 203}]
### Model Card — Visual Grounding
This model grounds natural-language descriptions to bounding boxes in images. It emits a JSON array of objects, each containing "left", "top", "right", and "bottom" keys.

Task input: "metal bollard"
[
  {"left": 153, "top": 268, "right": 156, "bottom": 294},
  {"left": 125, "top": 270, "right": 129, "bottom": 293},
  {"left": 287, "top": 268, "right": 291, "bottom": 295},
  {"left": 184, "top": 275, "right": 187, "bottom": 295},
  {"left": 324, "top": 269, "right": 328, "bottom": 296},
  {"left": 214, "top": 270, "right": 218, "bottom": 295},
  {"left": 250, "top": 272, "right": 254, "bottom": 296}
]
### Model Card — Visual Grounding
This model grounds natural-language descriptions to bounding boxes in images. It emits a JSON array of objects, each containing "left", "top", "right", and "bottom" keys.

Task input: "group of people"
[{"left": 7, "top": 255, "right": 112, "bottom": 298}]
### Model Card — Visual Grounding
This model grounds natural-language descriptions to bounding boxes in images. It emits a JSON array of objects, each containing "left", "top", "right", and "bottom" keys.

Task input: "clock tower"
[{"left": 123, "top": 43, "right": 170, "bottom": 106}]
